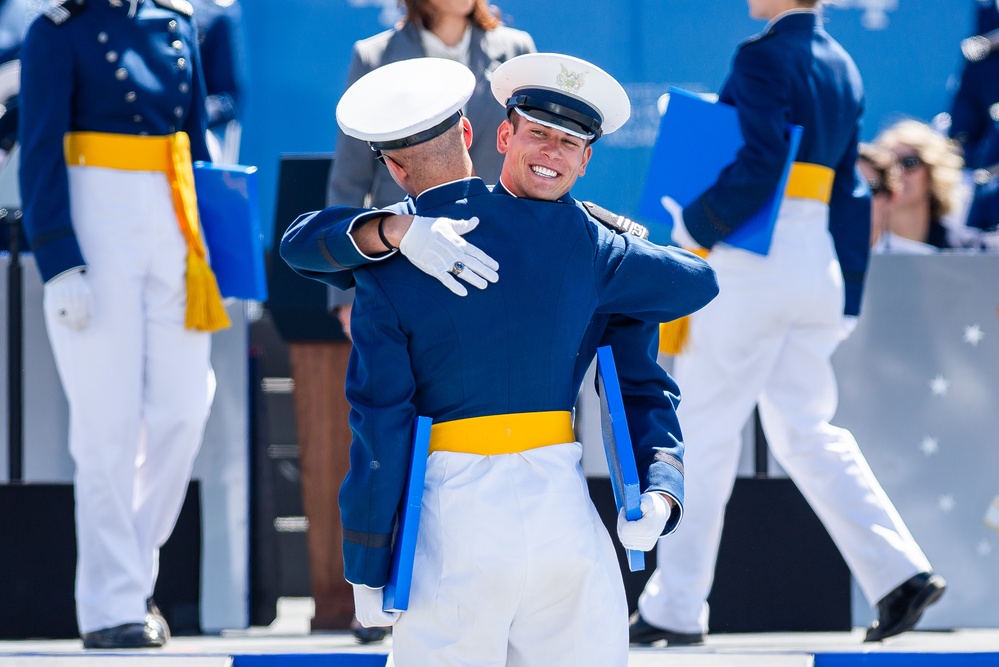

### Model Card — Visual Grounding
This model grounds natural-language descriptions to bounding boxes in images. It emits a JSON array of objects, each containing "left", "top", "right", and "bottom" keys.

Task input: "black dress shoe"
[
  {"left": 350, "top": 616, "right": 388, "bottom": 644},
  {"left": 865, "top": 571, "right": 947, "bottom": 642},
  {"left": 82, "top": 620, "right": 167, "bottom": 649},
  {"left": 628, "top": 612, "right": 704, "bottom": 646},
  {"left": 146, "top": 598, "right": 171, "bottom": 641}
]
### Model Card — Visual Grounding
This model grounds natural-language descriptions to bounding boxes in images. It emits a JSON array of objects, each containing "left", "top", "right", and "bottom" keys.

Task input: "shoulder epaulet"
[
  {"left": 151, "top": 0, "right": 194, "bottom": 17},
  {"left": 580, "top": 201, "right": 649, "bottom": 240},
  {"left": 43, "top": 0, "right": 87, "bottom": 25}
]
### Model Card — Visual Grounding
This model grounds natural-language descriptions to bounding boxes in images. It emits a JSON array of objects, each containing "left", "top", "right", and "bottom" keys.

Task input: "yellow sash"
[{"left": 64, "top": 131, "right": 230, "bottom": 332}]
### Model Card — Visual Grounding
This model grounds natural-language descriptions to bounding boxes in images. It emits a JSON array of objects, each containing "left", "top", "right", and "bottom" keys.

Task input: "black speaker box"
[
  {"left": 707, "top": 476, "right": 852, "bottom": 633},
  {"left": 0, "top": 482, "right": 202, "bottom": 639}
]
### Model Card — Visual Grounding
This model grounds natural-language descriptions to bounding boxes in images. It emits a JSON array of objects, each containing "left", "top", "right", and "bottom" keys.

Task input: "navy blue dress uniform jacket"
[
  {"left": 19, "top": 0, "right": 211, "bottom": 282},
  {"left": 680, "top": 10, "right": 871, "bottom": 317},
  {"left": 284, "top": 184, "right": 703, "bottom": 535},
  {"left": 949, "top": 0, "right": 999, "bottom": 168},
  {"left": 190, "top": 0, "right": 243, "bottom": 128},
  {"left": 326, "top": 21, "right": 535, "bottom": 209},
  {"left": 281, "top": 178, "right": 719, "bottom": 586}
]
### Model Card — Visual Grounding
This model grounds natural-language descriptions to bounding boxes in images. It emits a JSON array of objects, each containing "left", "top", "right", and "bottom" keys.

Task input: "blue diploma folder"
[
  {"left": 193, "top": 162, "right": 268, "bottom": 301},
  {"left": 637, "top": 87, "right": 803, "bottom": 256},
  {"left": 595, "top": 346, "right": 645, "bottom": 573},
  {"left": 383, "top": 415, "right": 432, "bottom": 612}
]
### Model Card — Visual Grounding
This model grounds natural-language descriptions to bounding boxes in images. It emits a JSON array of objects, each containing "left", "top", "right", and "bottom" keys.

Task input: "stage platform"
[
  {"left": 2, "top": 599, "right": 998, "bottom": 667},
  {"left": 0, "top": 598, "right": 999, "bottom": 667}
]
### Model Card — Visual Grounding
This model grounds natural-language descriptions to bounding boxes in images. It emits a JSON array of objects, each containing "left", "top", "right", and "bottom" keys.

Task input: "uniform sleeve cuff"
[{"left": 347, "top": 210, "right": 401, "bottom": 262}]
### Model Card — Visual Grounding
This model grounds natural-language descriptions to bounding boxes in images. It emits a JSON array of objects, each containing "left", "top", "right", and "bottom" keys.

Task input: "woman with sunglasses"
[
  {"left": 874, "top": 119, "right": 969, "bottom": 252},
  {"left": 857, "top": 142, "right": 902, "bottom": 251}
]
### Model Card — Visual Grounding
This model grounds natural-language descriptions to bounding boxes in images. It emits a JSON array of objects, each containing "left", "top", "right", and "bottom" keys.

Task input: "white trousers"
[
  {"left": 387, "top": 442, "right": 628, "bottom": 667},
  {"left": 45, "top": 166, "right": 213, "bottom": 633},
  {"left": 638, "top": 201, "right": 931, "bottom": 635}
]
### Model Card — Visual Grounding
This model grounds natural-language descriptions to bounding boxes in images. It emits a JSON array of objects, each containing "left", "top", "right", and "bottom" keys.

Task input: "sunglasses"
[
  {"left": 866, "top": 179, "right": 888, "bottom": 197},
  {"left": 897, "top": 154, "right": 924, "bottom": 172},
  {"left": 375, "top": 150, "right": 401, "bottom": 167}
]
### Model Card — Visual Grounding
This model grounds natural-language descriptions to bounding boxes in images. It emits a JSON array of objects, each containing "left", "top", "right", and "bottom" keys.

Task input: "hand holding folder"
[
  {"left": 637, "top": 87, "right": 803, "bottom": 256},
  {"left": 596, "top": 346, "right": 645, "bottom": 572},
  {"left": 383, "top": 415, "right": 432, "bottom": 612}
]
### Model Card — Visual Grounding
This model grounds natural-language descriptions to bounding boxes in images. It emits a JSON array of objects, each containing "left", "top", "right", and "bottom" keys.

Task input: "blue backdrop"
[{"left": 236, "top": 1, "right": 973, "bottom": 249}]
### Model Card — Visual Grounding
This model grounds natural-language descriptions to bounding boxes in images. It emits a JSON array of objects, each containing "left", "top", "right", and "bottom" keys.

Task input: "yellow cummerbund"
[
  {"left": 429, "top": 410, "right": 575, "bottom": 456},
  {"left": 784, "top": 161, "right": 834, "bottom": 204},
  {"left": 65, "top": 131, "right": 179, "bottom": 172}
]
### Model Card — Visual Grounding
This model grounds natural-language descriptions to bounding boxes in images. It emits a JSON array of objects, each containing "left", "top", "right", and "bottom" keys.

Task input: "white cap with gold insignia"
[
  {"left": 490, "top": 53, "right": 630, "bottom": 141},
  {"left": 336, "top": 57, "right": 475, "bottom": 151}
]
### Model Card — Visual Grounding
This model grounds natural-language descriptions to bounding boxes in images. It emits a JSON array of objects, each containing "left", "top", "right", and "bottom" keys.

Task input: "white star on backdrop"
[
  {"left": 978, "top": 540, "right": 993, "bottom": 557},
  {"left": 964, "top": 324, "right": 984, "bottom": 346},
  {"left": 930, "top": 375, "right": 950, "bottom": 396},
  {"left": 920, "top": 436, "right": 939, "bottom": 456},
  {"left": 939, "top": 494, "right": 956, "bottom": 513}
]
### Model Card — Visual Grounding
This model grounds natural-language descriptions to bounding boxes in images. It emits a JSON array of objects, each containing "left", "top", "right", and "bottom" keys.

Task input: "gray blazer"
[{"left": 326, "top": 21, "right": 537, "bottom": 210}]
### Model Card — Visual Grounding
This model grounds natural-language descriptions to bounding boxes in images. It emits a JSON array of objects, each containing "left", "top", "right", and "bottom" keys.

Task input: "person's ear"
[
  {"left": 383, "top": 154, "right": 412, "bottom": 192},
  {"left": 496, "top": 119, "right": 513, "bottom": 155},
  {"left": 462, "top": 116, "right": 473, "bottom": 149},
  {"left": 577, "top": 144, "right": 593, "bottom": 177}
]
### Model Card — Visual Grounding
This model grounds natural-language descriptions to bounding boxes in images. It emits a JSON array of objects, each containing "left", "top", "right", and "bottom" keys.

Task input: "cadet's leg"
[
  {"left": 56, "top": 167, "right": 148, "bottom": 632},
  {"left": 389, "top": 451, "right": 521, "bottom": 667},
  {"left": 640, "top": 247, "right": 783, "bottom": 635},
  {"left": 131, "top": 173, "right": 214, "bottom": 597},
  {"left": 507, "top": 444, "right": 627, "bottom": 667},
  {"left": 760, "top": 321, "right": 931, "bottom": 605}
]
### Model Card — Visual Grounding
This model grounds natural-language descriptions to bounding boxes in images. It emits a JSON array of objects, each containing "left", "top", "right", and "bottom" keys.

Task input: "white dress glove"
[
  {"left": 661, "top": 196, "right": 703, "bottom": 250},
  {"left": 398, "top": 215, "right": 499, "bottom": 296},
  {"left": 43, "top": 268, "right": 93, "bottom": 331},
  {"left": 617, "top": 492, "right": 671, "bottom": 552},
  {"left": 352, "top": 584, "right": 401, "bottom": 629},
  {"left": 839, "top": 315, "right": 858, "bottom": 341}
]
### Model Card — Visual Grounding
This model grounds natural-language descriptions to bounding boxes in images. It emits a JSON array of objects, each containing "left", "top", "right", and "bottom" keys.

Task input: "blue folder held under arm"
[
  {"left": 193, "top": 162, "right": 268, "bottom": 301},
  {"left": 383, "top": 415, "right": 432, "bottom": 612},
  {"left": 596, "top": 346, "right": 645, "bottom": 573},
  {"left": 637, "top": 87, "right": 803, "bottom": 256}
]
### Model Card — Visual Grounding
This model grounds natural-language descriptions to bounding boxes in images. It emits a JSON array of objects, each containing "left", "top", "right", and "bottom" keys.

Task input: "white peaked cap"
[
  {"left": 490, "top": 52, "right": 630, "bottom": 140},
  {"left": 337, "top": 57, "right": 476, "bottom": 149}
]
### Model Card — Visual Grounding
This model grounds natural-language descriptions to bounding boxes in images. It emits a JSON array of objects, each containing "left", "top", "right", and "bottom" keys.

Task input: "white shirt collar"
[{"left": 421, "top": 26, "right": 472, "bottom": 67}]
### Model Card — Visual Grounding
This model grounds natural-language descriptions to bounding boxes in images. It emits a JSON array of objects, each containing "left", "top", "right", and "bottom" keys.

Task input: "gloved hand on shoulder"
[{"left": 399, "top": 215, "right": 499, "bottom": 296}]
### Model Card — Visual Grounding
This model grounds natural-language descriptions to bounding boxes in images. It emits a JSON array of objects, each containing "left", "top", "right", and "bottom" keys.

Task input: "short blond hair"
[{"left": 874, "top": 119, "right": 964, "bottom": 219}]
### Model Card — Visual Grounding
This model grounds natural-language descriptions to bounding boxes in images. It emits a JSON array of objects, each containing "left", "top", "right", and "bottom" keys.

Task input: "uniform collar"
[
  {"left": 763, "top": 8, "right": 819, "bottom": 35},
  {"left": 414, "top": 177, "right": 489, "bottom": 211},
  {"left": 493, "top": 178, "right": 575, "bottom": 205}
]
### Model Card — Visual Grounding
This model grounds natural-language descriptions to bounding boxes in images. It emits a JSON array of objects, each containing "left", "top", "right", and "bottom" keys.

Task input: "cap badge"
[{"left": 556, "top": 64, "right": 587, "bottom": 94}]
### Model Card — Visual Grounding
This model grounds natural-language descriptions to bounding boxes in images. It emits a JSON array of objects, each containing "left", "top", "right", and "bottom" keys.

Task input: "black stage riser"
[
  {"left": 0, "top": 482, "right": 202, "bottom": 639},
  {"left": 587, "top": 476, "right": 852, "bottom": 633}
]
